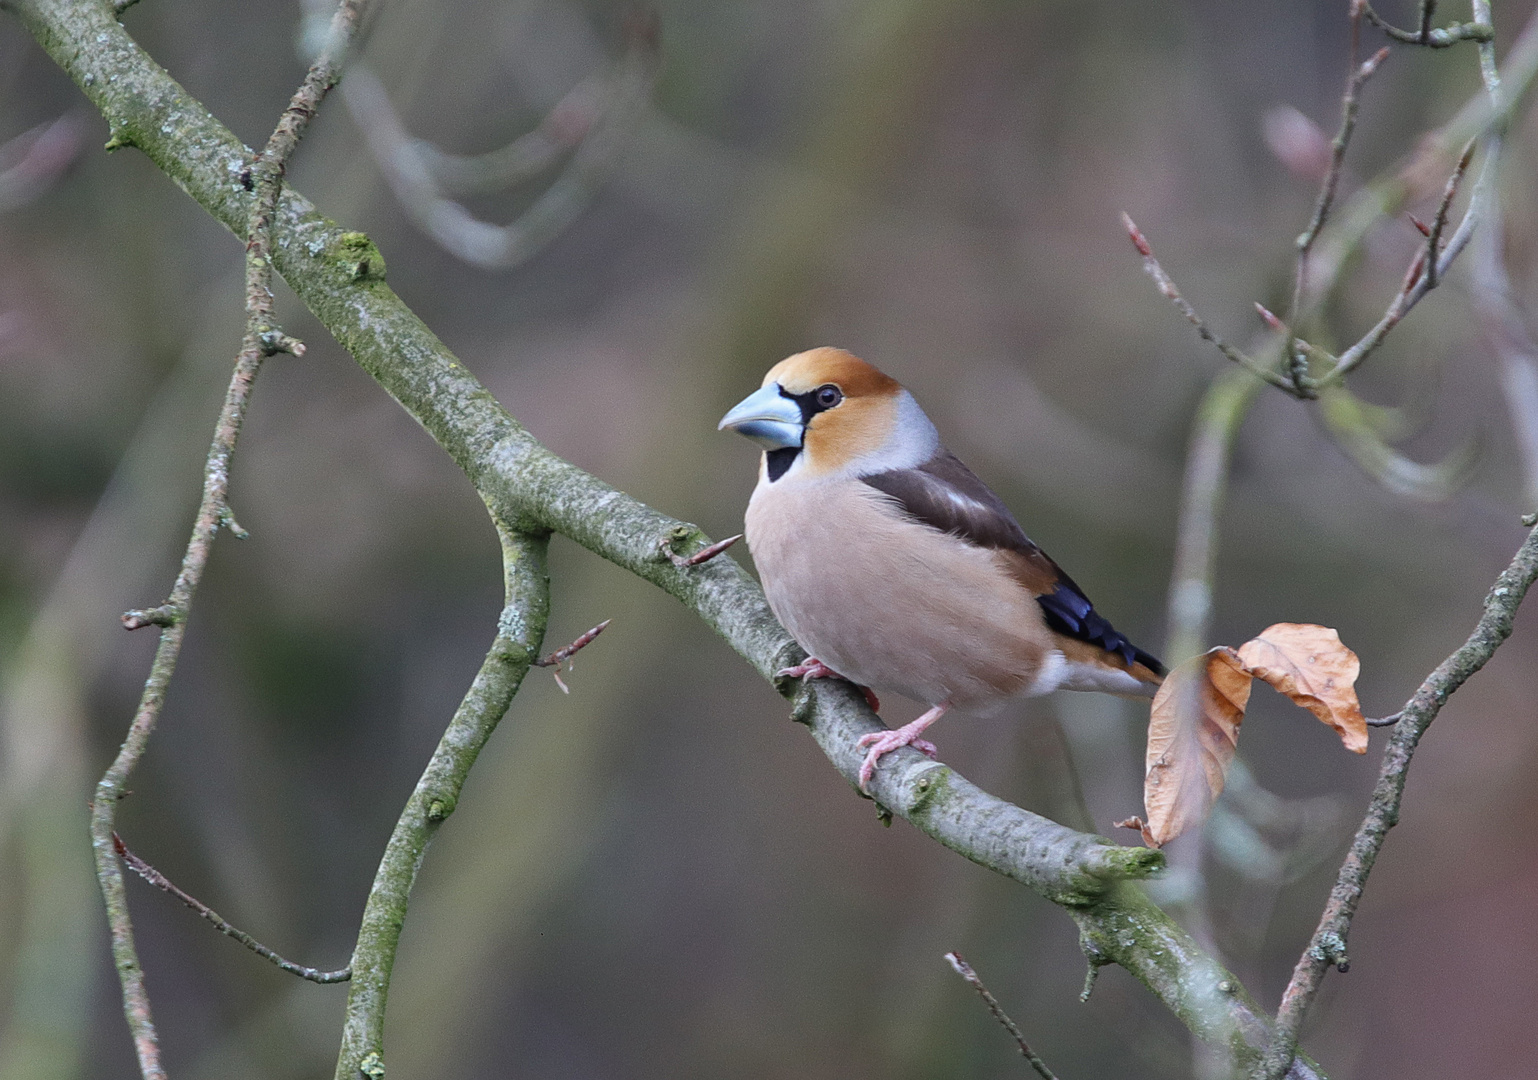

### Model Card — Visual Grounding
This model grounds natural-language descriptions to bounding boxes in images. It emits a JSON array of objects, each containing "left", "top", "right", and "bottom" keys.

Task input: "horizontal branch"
[{"left": 8, "top": 1, "right": 1319, "bottom": 1073}]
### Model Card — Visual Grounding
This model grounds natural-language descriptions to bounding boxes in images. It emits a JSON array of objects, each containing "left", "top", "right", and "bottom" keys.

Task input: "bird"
[{"left": 718, "top": 347, "right": 1165, "bottom": 791}]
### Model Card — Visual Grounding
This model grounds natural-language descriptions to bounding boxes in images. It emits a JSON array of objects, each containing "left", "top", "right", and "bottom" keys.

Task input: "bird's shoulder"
[
  {"left": 859, "top": 449, "right": 1165, "bottom": 676},
  {"left": 858, "top": 449, "right": 1061, "bottom": 590}
]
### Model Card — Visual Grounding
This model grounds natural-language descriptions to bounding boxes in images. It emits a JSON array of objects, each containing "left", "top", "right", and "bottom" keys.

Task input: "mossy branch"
[
  {"left": 10, "top": 0, "right": 1318, "bottom": 1074},
  {"left": 336, "top": 522, "right": 550, "bottom": 1080}
]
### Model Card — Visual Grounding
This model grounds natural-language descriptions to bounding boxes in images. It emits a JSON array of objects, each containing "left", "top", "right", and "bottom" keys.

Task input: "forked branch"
[{"left": 82, "top": 2, "right": 374, "bottom": 1076}]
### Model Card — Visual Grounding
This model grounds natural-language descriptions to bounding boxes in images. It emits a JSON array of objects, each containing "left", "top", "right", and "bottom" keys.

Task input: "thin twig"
[
  {"left": 1120, "top": 213, "right": 1298, "bottom": 393},
  {"left": 1262, "top": 524, "right": 1538, "bottom": 1078},
  {"left": 532, "top": 618, "right": 611, "bottom": 692},
  {"left": 1287, "top": 6, "right": 1390, "bottom": 392},
  {"left": 1421, "top": 138, "right": 1474, "bottom": 288},
  {"left": 945, "top": 953, "right": 1061, "bottom": 1080},
  {"left": 667, "top": 533, "right": 742, "bottom": 567},
  {"left": 1311, "top": 129, "right": 1486, "bottom": 388},
  {"left": 113, "top": 834, "right": 350, "bottom": 983},
  {"left": 1362, "top": 2, "right": 1493, "bottom": 47},
  {"left": 87, "top": 4, "right": 374, "bottom": 1077}
]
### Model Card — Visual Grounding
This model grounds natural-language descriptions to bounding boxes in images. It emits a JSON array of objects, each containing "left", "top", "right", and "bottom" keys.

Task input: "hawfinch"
[{"left": 719, "top": 347, "right": 1165, "bottom": 791}]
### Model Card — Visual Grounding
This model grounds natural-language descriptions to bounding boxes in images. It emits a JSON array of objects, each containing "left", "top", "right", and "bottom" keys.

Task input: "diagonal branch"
[
  {"left": 114, "top": 834, "right": 351, "bottom": 983},
  {"left": 10, "top": 2, "right": 1322, "bottom": 1074},
  {"left": 946, "top": 952, "right": 1061, "bottom": 1080},
  {"left": 1263, "top": 8, "right": 1526, "bottom": 1073},
  {"left": 1260, "top": 522, "right": 1538, "bottom": 1078}
]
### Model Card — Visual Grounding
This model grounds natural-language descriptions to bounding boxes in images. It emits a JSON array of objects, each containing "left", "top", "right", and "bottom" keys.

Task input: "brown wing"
[{"left": 861, "top": 450, "right": 1165, "bottom": 676}]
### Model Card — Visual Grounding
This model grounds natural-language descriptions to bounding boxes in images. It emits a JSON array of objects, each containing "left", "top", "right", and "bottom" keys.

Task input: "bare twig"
[
  {"left": 113, "top": 834, "right": 350, "bottom": 983},
  {"left": 111, "top": 0, "right": 139, "bottom": 14},
  {"left": 1422, "top": 139, "right": 1475, "bottom": 288},
  {"left": 1289, "top": 1, "right": 1390, "bottom": 387},
  {"left": 87, "top": 4, "right": 374, "bottom": 1077},
  {"left": 1362, "top": 2, "right": 1492, "bottom": 47},
  {"left": 1364, "top": 711, "right": 1401, "bottom": 727},
  {"left": 945, "top": 953, "right": 1061, "bottom": 1080},
  {"left": 1310, "top": 7, "right": 1501, "bottom": 389},
  {"left": 665, "top": 532, "right": 742, "bottom": 567},
  {"left": 1120, "top": 214, "right": 1298, "bottom": 393},
  {"left": 1136, "top": 1, "right": 1527, "bottom": 400},
  {"left": 1262, "top": 524, "right": 1538, "bottom": 1078},
  {"left": 532, "top": 618, "right": 611, "bottom": 693}
]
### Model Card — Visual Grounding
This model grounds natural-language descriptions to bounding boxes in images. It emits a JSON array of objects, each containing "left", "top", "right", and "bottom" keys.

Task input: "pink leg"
[{"left": 857, "top": 702, "right": 950, "bottom": 791}]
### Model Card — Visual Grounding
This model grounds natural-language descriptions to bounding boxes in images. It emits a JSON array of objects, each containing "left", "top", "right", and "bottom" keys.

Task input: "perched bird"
[{"left": 719, "top": 347, "right": 1165, "bottom": 791}]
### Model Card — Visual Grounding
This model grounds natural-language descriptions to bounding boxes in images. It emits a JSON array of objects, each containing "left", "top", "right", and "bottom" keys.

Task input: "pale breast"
[{"left": 745, "top": 476, "right": 1056, "bottom": 710}]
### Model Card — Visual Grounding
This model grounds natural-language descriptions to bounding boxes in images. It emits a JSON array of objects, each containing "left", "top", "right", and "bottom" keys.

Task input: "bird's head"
[{"left": 719, "top": 347, "right": 938, "bottom": 481}]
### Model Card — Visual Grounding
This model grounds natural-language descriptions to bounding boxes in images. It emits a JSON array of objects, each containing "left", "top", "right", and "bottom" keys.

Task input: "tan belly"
[{"left": 745, "top": 478, "right": 1054, "bottom": 710}]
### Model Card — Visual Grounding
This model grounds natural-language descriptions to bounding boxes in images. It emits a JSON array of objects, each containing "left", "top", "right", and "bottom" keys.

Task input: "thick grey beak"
[{"left": 718, "top": 383, "right": 804, "bottom": 450}]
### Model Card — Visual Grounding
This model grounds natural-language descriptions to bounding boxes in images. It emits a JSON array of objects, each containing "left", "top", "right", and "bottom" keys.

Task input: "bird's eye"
[{"left": 815, "top": 384, "right": 843, "bottom": 409}]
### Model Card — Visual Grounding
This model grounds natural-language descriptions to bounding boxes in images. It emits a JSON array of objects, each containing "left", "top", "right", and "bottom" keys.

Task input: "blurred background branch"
[
  {"left": 5, "top": 0, "right": 1538, "bottom": 1078},
  {"left": 336, "top": 10, "right": 659, "bottom": 270}
]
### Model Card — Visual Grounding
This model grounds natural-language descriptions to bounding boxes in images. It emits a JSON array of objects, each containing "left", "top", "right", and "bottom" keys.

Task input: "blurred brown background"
[{"left": 4, "top": 0, "right": 1538, "bottom": 1077}]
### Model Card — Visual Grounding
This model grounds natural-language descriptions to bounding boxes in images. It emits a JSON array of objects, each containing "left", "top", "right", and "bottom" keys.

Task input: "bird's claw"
[
  {"left": 777, "top": 657, "right": 840, "bottom": 680},
  {"left": 776, "top": 658, "right": 881, "bottom": 712},
  {"left": 856, "top": 729, "right": 938, "bottom": 791}
]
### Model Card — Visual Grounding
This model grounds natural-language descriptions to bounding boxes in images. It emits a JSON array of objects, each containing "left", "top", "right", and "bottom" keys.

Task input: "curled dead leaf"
[
  {"left": 1139, "top": 648, "right": 1251, "bottom": 848},
  {"left": 1236, "top": 623, "right": 1368, "bottom": 753},
  {"left": 1131, "top": 623, "right": 1369, "bottom": 849}
]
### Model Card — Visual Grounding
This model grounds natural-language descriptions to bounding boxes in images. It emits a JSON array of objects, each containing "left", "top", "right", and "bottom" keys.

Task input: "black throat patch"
[{"left": 765, "top": 446, "right": 800, "bottom": 482}]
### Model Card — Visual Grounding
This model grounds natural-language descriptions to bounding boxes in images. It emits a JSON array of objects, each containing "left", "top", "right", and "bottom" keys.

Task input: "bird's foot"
[
  {"left": 777, "top": 657, "right": 840, "bottom": 680},
  {"left": 777, "top": 658, "right": 882, "bottom": 713},
  {"left": 856, "top": 703, "right": 950, "bottom": 792}
]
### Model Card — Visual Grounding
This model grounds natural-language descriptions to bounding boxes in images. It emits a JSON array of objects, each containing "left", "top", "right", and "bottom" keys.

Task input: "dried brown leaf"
[
  {"left": 1236, "top": 623, "right": 1368, "bottom": 754},
  {"left": 1140, "top": 648, "right": 1252, "bottom": 848}
]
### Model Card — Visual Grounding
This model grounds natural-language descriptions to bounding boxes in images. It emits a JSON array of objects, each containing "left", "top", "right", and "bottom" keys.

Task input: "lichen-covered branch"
[
  {"left": 335, "top": 522, "right": 550, "bottom": 1080},
  {"left": 71, "top": 0, "right": 372, "bottom": 1073},
  {"left": 8, "top": 0, "right": 1318, "bottom": 1072},
  {"left": 1259, "top": 524, "right": 1538, "bottom": 1078}
]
